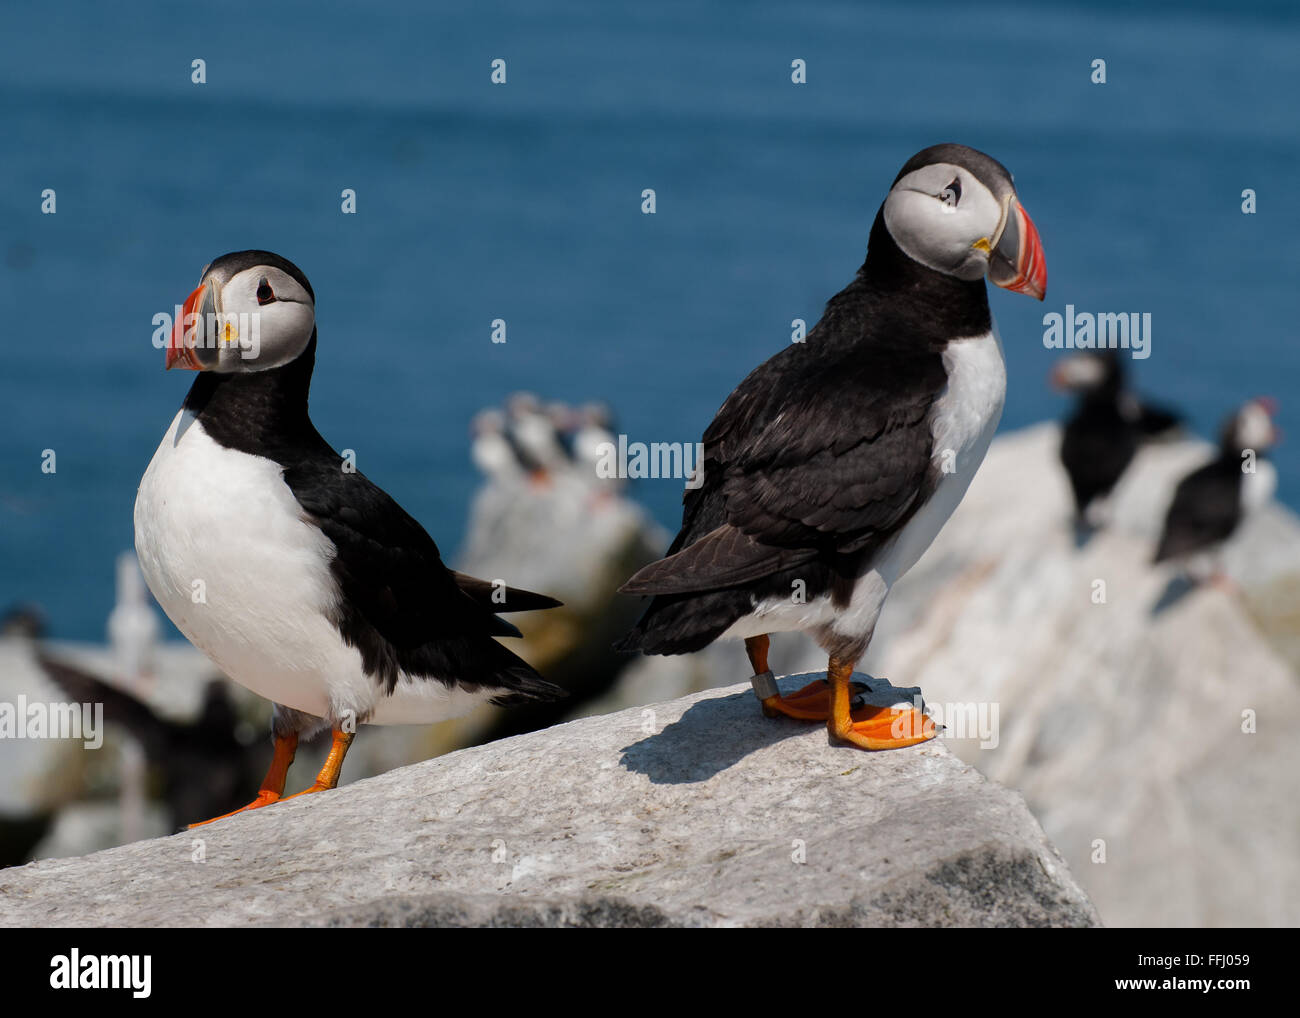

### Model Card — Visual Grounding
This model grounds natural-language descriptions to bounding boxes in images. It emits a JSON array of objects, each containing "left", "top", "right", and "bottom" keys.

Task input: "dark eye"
[
  {"left": 256, "top": 278, "right": 276, "bottom": 305},
  {"left": 939, "top": 177, "right": 961, "bottom": 207}
]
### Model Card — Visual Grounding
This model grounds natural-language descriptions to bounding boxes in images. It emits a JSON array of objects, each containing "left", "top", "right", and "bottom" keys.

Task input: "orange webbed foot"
[
  {"left": 279, "top": 781, "right": 334, "bottom": 803},
  {"left": 761, "top": 678, "right": 870, "bottom": 721},
  {"left": 187, "top": 789, "right": 282, "bottom": 829},
  {"left": 187, "top": 731, "right": 299, "bottom": 828},
  {"left": 825, "top": 656, "right": 937, "bottom": 751},
  {"left": 834, "top": 704, "right": 936, "bottom": 750}
]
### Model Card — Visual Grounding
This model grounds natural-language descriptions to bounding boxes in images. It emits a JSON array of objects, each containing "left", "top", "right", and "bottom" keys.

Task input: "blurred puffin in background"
[
  {"left": 1154, "top": 397, "right": 1279, "bottom": 584},
  {"left": 1052, "top": 349, "right": 1181, "bottom": 528}
]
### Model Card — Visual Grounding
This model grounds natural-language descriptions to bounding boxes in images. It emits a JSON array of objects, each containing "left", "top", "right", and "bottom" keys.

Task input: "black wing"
[
  {"left": 285, "top": 459, "right": 499, "bottom": 643},
  {"left": 1135, "top": 400, "right": 1183, "bottom": 437},
  {"left": 622, "top": 341, "right": 946, "bottom": 595},
  {"left": 283, "top": 453, "right": 563, "bottom": 701},
  {"left": 36, "top": 650, "right": 179, "bottom": 761},
  {"left": 1154, "top": 462, "right": 1240, "bottom": 562}
]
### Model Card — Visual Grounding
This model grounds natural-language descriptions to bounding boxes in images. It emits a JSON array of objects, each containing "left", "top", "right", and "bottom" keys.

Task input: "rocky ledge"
[{"left": 0, "top": 679, "right": 1097, "bottom": 928}]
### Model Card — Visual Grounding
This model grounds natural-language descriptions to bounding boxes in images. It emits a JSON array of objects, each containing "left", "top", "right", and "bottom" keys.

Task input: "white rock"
[{"left": 849, "top": 423, "right": 1300, "bottom": 927}]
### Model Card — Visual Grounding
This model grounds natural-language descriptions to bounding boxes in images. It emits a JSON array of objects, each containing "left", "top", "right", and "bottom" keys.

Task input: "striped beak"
[
  {"left": 167, "top": 281, "right": 217, "bottom": 370},
  {"left": 988, "top": 196, "right": 1046, "bottom": 301}
]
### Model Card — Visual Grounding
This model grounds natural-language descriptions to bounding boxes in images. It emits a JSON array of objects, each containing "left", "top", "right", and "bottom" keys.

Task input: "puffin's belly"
[
  {"left": 1241, "top": 460, "right": 1277, "bottom": 514},
  {"left": 134, "top": 410, "right": 357, "bottom": 717}
]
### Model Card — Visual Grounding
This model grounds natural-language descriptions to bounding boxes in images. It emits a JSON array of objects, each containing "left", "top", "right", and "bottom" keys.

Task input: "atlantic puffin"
[
  {"left": 1153, "top": 397, "right": 1279, "bottom": 577},
  {"left": 616, "top": 144, "right": 1046, "bottom": 750},
  {"left": 470, "top": 408, "right": 524, "bottom": 484},
  {"left": 571, "top": 402, "right": 620, "bottom": 483},
  {"left": 1053, "top": 349, "right": 1181, "bottom": 524},
  {"left": 135, "top": 251, "right": 564, "bottom": 826},
  {"left": 506, "top": 392, "right": 567, "bottom": 480}
]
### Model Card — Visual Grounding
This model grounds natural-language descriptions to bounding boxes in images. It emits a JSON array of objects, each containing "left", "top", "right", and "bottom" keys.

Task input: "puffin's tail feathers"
[
  {"left": 452, "top": 570, "right": 563, "bottom": 613},
  {"left": 483, "top": 643, "right": 567, "bottom": 706},
  {"left": 613, "top": 587, "right": 750, "bottom": 657},
  {"left": 618, "top": 524, "right": 815, "bottom": 596}
]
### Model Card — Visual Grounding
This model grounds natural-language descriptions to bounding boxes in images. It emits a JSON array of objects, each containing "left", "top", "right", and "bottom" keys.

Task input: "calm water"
[{"left": 2, "top": 1, "right": 1297, "bottom": 639}]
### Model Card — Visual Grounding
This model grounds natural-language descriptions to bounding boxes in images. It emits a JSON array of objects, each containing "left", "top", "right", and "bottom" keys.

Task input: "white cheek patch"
[
  {"left": 217, "top": 267, "right": 315, "bottom": 371},
  {"left": 1057, "top": 354, "right": 1108, "bottom": 389},
  {"left": 883, "top": 165, "right": 1003, "bottom": 281},
  {"left": 1236, "top": 404, "right": 1275, "bottom": 450}
]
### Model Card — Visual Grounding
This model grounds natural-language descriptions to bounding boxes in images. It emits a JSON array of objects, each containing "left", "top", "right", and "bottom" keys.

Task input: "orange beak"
[
  {"left": 988, "top": 196, "right": 1047, "bottom": 301},
  {"left": 167, "top": 283, "right": 208, "bottom": 370}
]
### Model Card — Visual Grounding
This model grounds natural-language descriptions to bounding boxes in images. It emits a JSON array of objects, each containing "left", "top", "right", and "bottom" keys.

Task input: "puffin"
[
  {"left": 470, "top": 408, "right": 525, "bottom": 484},
  {"left": 570, "top": 401, "right": 626, "bottom": 498},
  {"left": 135, "top": 251, "right": 565, "bottom": 826},
  {"left": 1053, "top": 349, "right": 1181, "bottom": 525},
  {"left": 37, "top": 653, "right": 266, "bottom": 830},
  {"left": 616, "top": 144, "right": 1046, "bottom": 751},
  {"left": 1153, "top": 397, "right": 1279, "bottom": 577},
  {"left": 506, "top": 392, "right": 568, "bottom": 480}
]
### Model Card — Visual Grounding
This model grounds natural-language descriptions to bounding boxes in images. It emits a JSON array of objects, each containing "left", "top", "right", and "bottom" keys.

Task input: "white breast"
[
  {"left": 1240, "top": 460, "right": 1277, "bottom": 515},
  {"left": 134, "top": 410, "right": 489, "bottom": 726},
  {"left": 873, "top": 326, "right": 1007, "bottom": 585},
  {"left": 471, "top": 433, "right": 521, "bottom": 482}
]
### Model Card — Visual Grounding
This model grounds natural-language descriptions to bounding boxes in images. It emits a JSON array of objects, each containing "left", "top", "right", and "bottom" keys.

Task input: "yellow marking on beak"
[
  {"left": 223, "top": 321, "right": 238, "bottom": 344},
  {"left": 972, "top": 237, "right": 992, "bottom": 253}
]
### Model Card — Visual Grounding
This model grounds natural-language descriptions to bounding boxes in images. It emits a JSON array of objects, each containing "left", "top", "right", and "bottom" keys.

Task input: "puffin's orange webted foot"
[
  {"left": 834, "top": 704, "right": 936, "bottom": 750},
  {"left": 825, "top": 656, "right": 936, "bottom": 751},
  {"left": 760, "top": 678, "right": 864, "bottom": 721},
  {"left": 187, "top": 731, "right": 298, "bottom": 829}
]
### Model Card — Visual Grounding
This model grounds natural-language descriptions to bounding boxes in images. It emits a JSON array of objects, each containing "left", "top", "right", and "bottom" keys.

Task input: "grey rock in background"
[{"left": 858, "top": 424, "right": 1300, "bottom": 928}]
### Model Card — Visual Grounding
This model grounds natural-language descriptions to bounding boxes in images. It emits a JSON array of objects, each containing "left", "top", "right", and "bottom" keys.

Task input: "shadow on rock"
[{"left": 619, "top": 689, "right": 811, "bottom": 784}]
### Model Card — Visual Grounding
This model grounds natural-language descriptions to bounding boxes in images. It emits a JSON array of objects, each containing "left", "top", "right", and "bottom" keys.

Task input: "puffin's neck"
[
  {"left": 854, "top": 207, "right": 993, "bottom": 343},
  {"left": 181, "top": 330, "right": 319, "bottom": 455}
]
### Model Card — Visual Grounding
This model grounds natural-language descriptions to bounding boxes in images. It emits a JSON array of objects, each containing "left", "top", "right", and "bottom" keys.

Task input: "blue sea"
[{"left": 2, "top": 0, "right": 1297, "bottom": 640}]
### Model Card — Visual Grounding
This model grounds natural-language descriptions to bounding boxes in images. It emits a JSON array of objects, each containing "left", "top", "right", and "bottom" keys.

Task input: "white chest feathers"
[
  {"left": 1241, "top": 459, "right": 1277, "bottom": 515},
  {"left": 133, "top": 410, "right": 347, "bottom": 716},
  {"left": 134, "top": 410, "right": 513, "bottom": 726},
  {"left": 877, "top": 326, "right": 1007, "bottom": 584}
]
